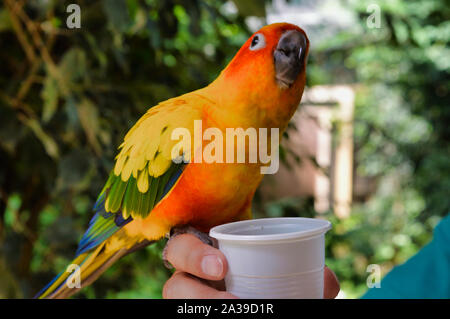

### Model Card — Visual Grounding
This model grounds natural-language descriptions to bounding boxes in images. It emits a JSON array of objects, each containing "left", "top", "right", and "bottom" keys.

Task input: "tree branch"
[{"left": 4, "top": 0, "right": 36, "bottom": 63}]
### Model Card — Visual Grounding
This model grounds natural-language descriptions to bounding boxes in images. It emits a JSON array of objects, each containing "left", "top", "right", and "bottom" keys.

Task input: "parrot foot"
[{"left": 162, "top": 225, "right": 215, "bottom": 269}]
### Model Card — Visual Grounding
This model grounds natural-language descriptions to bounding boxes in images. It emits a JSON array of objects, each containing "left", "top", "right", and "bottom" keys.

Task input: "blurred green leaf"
[
  {"left": 41, "top": 75, "right": 59, "bottom": 123},
  {"left": 23, "top": 117, "right": 59, "bottom": 159},
  {"left": 76, "top": 98, "right": 101, "bottom": 155},
  {"left": 0, "top": 8, "right": 12, "bottom": 32},
  {"left": 102, "top": 0, "right": 131, "bottom": 33},
  {"left": 232, "top": 0, "right": 266, "bottom": 17},
  {"left": 59, "top": 48, "right": 87, "bottom": 85}
]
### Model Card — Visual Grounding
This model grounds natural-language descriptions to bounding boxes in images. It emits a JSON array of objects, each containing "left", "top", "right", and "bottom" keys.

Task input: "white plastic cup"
[{"left": 209, "top": 217, "right": 332, "bottom": 299}]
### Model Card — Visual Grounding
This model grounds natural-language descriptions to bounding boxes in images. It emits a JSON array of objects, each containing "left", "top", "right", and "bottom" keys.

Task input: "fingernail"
[{"left": 201, "top": 255, "right": 223, "bottom": 277}]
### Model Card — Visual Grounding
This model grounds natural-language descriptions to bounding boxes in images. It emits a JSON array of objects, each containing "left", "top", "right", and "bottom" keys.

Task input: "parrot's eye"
[{"left": 249, "top": 33, "right": 266, "bottom": 51}]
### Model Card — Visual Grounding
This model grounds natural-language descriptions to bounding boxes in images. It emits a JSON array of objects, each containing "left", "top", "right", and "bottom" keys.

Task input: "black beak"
[{"left": 274, "top": 30, "right": 308, "bottom": 88}]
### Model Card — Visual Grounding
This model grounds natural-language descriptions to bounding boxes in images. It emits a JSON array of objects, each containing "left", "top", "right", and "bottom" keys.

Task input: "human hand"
[{"left": 162, "top": 233, "right": 340, "bottom": 299}]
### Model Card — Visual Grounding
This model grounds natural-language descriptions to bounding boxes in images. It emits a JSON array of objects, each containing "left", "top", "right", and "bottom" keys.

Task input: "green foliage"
[{"left": 303, "top": 0, "right": 448, "bottom": 297}]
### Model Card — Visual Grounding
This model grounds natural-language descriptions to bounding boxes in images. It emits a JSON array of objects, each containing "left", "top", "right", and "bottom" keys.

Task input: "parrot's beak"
[{"left": 274, "top": 30, "right": 308, "bottom": 89}]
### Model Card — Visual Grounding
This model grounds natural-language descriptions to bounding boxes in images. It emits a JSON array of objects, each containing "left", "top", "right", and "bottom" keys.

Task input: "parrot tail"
[{"left": 35, "top": 235, "right": 154, "bottom": 299}]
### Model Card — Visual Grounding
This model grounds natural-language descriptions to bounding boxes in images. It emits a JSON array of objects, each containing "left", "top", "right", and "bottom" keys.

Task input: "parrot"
[{"left": 36, "top": 22, "right": 310, "bottom": 298}]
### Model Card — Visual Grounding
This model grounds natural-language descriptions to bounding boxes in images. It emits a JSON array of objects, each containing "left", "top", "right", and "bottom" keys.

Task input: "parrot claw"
[{"left": 162, "top": 225, "right": 215, "bottom": 269}]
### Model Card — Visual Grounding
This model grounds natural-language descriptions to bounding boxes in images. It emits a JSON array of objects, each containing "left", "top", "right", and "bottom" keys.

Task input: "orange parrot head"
[{"left": 210, "top": 23, "right": 310, "bottom": 128}]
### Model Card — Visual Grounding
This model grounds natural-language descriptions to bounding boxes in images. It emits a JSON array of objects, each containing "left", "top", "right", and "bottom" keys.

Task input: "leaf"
[
  {"left": 84, "top": 33, "right": 108, "bottom": 71},
  {"left": 102, "top": 0, "right": 131, "bottom": 33},
  {"left": 41, "top": 75, "right": 59, "bottom": 123},
  {"left": 0, "top": 8, "right": 12, "bottom": 32},
  {"left": 59, "top": 48, "right": 87, "bottom": 87},
  {"left": 22, "top": 117, "right": 59, "bottom": 159},
  {"left": 231, "top": 0, "right": 266, "bottom": 18},
  {"left": 76, "top": 98, "right": 101, "bottom": 155}
]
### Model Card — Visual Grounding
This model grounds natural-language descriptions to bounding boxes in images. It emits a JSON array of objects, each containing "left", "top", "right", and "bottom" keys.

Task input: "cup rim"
[{"left": 209, "top": 217, "right": 332, "bottom": 243}]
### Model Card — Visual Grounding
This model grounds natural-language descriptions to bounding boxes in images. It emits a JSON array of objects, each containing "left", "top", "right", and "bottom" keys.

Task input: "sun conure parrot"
[{"left": 36, "top": 22, "right": 309, "bottom": 298}]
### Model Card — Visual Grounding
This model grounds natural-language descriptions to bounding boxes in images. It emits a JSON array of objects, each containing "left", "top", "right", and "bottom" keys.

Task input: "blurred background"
[{"left": 0, "top": 0, "right": 448, "bottom": 298}]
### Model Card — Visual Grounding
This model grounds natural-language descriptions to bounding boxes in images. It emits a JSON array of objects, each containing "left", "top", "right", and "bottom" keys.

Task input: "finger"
[
  {"left": 323, "top": 266, "right": 340, "bottom": 299},
  {"left": 163, "top": 271, "right": 237, "bottom": 299},
  {"left": 165, "top": 234, "right": 228, "bottom": 280}
]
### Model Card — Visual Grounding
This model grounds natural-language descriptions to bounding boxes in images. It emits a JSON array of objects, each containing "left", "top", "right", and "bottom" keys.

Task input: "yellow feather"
[
  {"left": 105, "top": 196, "right": 112, "bottom": 212},
  {"left": 148, "top": 152, "right": 171, "bottom": 177},
  {"left": 145, "top": 139, "right": 160, "bottom": 161},
  {"left": 132, "top": 155, "right": 147, "bottom": 179},
  {"left": 159, "top": 127, "right": 173, "bottom": 159},
  {"left": 137, "top": 167, "right": 149, "bottom": 193},
  {"left": 122, "top": 204, "right": 130, "bottom": 219},
  {"left": 114, "top": 154, "right": 127, "bottom": 176},
  {"left": 121, "top": 158, "right": 134, "bottom": 181}
]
